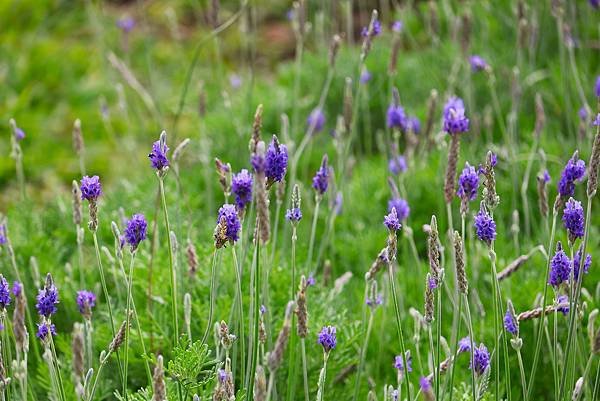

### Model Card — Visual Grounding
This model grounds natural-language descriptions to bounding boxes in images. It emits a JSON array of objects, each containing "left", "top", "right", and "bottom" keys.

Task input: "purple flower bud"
[
  {"left": 474, "top": 204, "right": 496, "bottom": 244},
  {"left": 458, "top": 337, "right": 471, "bottom": 353},
  {"left": 312, "top": 155, "right": 329, "bottom": 195},
  {"left": 388, "top": 155, "right": 407, "bottom": 175},
  {"left": 591, "top": 0, "right": 600, "bottom": 9},
  {"left": 265, "top": 136, "right": 288, "bottom": 183},
  {"left": 232, "top": 169, "right": 253, "bottom": 211},
  {"left": 360, "top": 69, "right": 372, "bottom": 84},
  {"left": 572, "top": 245, "right": 592, "bottom": 281},
  {"left": 557, "top": 295, "right": 569, "bottom": 315},
  {"left": 471, "top": 343, "right": 490, "bottom": 375},
  {"left": 549, "top": 241, "right": 571, "bottom": 287},
  {"left": 285, "top": 208, "right": 302, "bottom": 223},
  {"left": 0, "top": 275, "right": 11, "bottom": 309},
  {"left": 14, "top": 127, "right": 25, "bottom": 142},
  {"left": 117, "top": 17, "right": 135, "bottom": 33},
  {"left": 394, "top": 352, "right": 412, "bottom": 372},
  {"left": 594, "top": 113, "right": 600, "bottom": 126},
  {"left": 76, "top": 290, "right": 96, "bottom": 318},
  {"left": 80, "top": 175, "right": 102, "bottom": 201},
  {"left": 317, "top": 325, "right": 337, "bottom": 352},
  {"left": 419, "top": 377, "right": 433, "bottom": 395},
  {"left": 562, "top": 197, "right": 585, "bottom": 242},
  {"left": 595, "top": 75, "right": 600, "bottom": 98},
  {"left": 0, "top": 224, "right": 6, "bottom": 245},
  {"left": 306, "top": 273, "right": 316, "bottom": 286},
  {"left": 366, "top": 293, "right": 383, "bottom": 308},
  {"left": 229, "top": 74, "right": 242, "bottom": 89},
  {"left": 542, "top": 169, "right": 551, "bottom": 183},
  {"left": 457, "top": 162, "right": 479, "bottom": 202},
  {"left": 579, "top": 107, "right": 589, "bottom": 121},
  {"left": 407, "top": 116, "right": 421, "bottom": 134},
  {"left": 443, "top": 97, "right": 469, "bottom": 134},
  {"left": 260, "top": 305, "right": 267, "bottom": 315},
  {"left": 388, "top": 198, "right": 410, "bottom": 221},
  {"left": 384, "top": 208, "right": 401, "bottom": 232},
  {"left": 386, "top": 104, "right": 408, "bottom": 130},
  {"left": 217, "top": 204, "right": 241, "bottom": 243},
  {"left": 391, "top": 20, "right": 403, "bottom": 33},
  {"left": 124, "top": 213, "right": 147, "bottom": 250},
  {"left": 12, "top": 281, "right": 22, "bottom": 297},
  {"left": 36, "top": 322, "right": 57, "bottom": 341},
  {"left": 36, "top": 281, "right": 59, "bottom": 318},
  {"left": 558, "top": 153, "right": 586, "bottom": 198},
  {"left": 149, "top": 139, "right": 170, "bottom": 170},
  {"left": 361, "top": 20, "right": 381, "bottom": 37},
  {"left": 469, "top": 55, "right": 488, "bottom": 72},
  {"left": 504, "top": 306, "right": 518, "bottom": 335},
  {"left": 307, "top": 108, "right": 326, "bottom": 133}
]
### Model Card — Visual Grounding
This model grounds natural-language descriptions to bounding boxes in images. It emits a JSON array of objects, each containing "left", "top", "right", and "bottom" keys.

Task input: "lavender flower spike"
[
  {"left": 216, "top": 204, "right": 241, "bottom": 243},
  {"left": 307, "top": 108, "right": 326, "bottom": 133},
  {"left": 312, "top": 155, "right": 329, "bottom": 196},
  {"left": 388, "top": 155, "right": 407, "bottom": 175},
  {"left": 0, "top": 275, "right": 10, "bottom": 309},
  {"left": 286, "top": 184, "right": 302, "bottom": 224},
  {"left": 471, "top": 343, "right": 490, "bottom": 375},
  {"left": 504, "top": 301, "right": 519, "bottom": 336},
  {"left": 265, "top": 135, "right": 288, "bottom": 186},
  {"left": 124, "top": 213, "right": 147, "bottom": 251},
  {"left": 231, "top": 169, "right": 253, "bottom": 212},
  {"left": 386, "top": 88, "right": 408, "bottom": 131},
  {"left": 572, "top": 245, "right": 592, "bottom": 281},
  {"left": 384, "top": 207, "right": 402, "bottom": 232},
  {"left": 549, "top": 241, "right": 570, "bottom": 287},
  {"left": 388, "top": 198, "right": 410, "bottom": 221},
  {"left": 394, "top": 351, "right": 412, "bottom": 372},
  {"left": 80, "top": 175, "right": 102, "bottom": 201},
  {"left": 36, "top": 274, "right": 59, "bottom": 318},
  {"left": 562, "top": 197, "right": 585, "bottom": 244},
  {"left": 458, "top": 337, "right": 471, "bottom": 353},
  {"left": 558, "top": 151, "right": 586, "bottom": 198},
  {"left": 457, "top": 162, "right": 479, "bottom": 202},
  {"left": 36, "top": 322, "right": 57, "bottom": 341},
  {"left": 149, "top": 131, "right": 170, "bottom": 172},
  {"left": 317, "top": 326, "right": 337, "bottom": 352},
  {"left": 469, "top": 55, "right": 489, "bottom": 72},
  {"left": 76, "top": 290, "right": 96, "bottom": 320},
  {"left": 443, "top": 96, "right": 470, "bottom": 134},
  {"left": 474, "top": 202, "right": 496, "bottom": 244}
]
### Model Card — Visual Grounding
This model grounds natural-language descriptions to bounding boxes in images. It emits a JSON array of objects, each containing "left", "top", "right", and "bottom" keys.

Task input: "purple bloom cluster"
[
  {"left": 558, "top": 153, "right": 586, "bottom": 198},
  {"left": 365, "top": 293, "right": 383, "bottom": 308},
  {"left": 232, "top": 169, "right": 253, "bottom": 211},
  {"left": 504, "top": 307, "right": 518, "bottom": 335},
  {"left": 594, "top": 113, "right": 600, "bottom": 126},
  {"left": 388, "top": 198, "right": 410, "bottom": 221},
  {"left": 457, "top": 162, "right": 479, "bottom": 201},
  {"left": 12, "top": 281, "right": 22, "bottom": 297},
  {"left": 217, "top": 204, "right": 241, "bottom": 243},
  {"left": 388, "top": 155, "right": 407, "bottom": 175},
  {"left": 391, "top": 20, "right": 403, "bottom": 33},
  {"left": 265, "top": 136, "right": 288, "bottom": 183},
  {"left": 124, "top": 213, "right": 147, "bottom": 250},
  {"left": 149, "top": 139, "right": 170, "bottom": 170},
  {"left": 317, "top": 325, "right": 337, "bottom": 352},
  {"left": 458, "top": 337, "right": 471, "bottom": 353},
  {"left": 474, "top": 204, "right": 496, "bottom": 244},
  {"left": 307, "top": 108, "right": 326, "bottom": 133},
  {"left": 76, "top": 290, "right": 96, "bottom": 317},
  {"left": 361, "top": 19, "right": 382, "bottom": 37},
  {"left": 394, "top": 352, "right": 412, "bottom": 372},
  {"left": 306, "top": 273, "right": 316, "bottom": 286},
  {"left": 557, "top": 295, "right": 569, "bottom": 315},
  {"left": 471, "top": 343, "right": 490, "bottom": 375},
  {"left": 443, "top": 97, "right": 469, "bottom": 134},
  {"left": 312, "top": 155, "right": 329, "bottom": 195},
  {"left": 384, "top": 208, "right": 401, "bottom": 232},
  {"left": 419, "top": 376, "right": 432, "bottom": 393},
  {"left": 36, "top": 281, "right": 59, "bottom": 318},
  {"left": 0, "top": 224, "right": 6, "bottom": 245},
  {"left": 36, "top": 322, "right": 57, "bottom": 340},
  {"left": 407, "top": 116, "right": 421, "bottom": 134},
  {"left": 549, "top": 242, "right": 570, "bottom": 287},
  {"left": 579, "top": 107, "right": 589, "bottom": 121},
  {"left": 563, "top": 198, "right": 585, "bottom": 242},
  {"left": 386, "top": 103, "right": 408, "bottom": 131},
  {"left": 117, "top": 17, "right": 135, "bottom": 33},
  {"left": 469, "top": 55, "right": 488, "bottom": 72},
  {"left": 285, "top": 207, "right": 302, "bottom": 223},
  {"left": 80, "top": 175, "right": 102, "bottom": 201},
  {"left": 0, "top": 275, "right": 10, "bottom": 309},
  {"left": 573, "top": 246, "right": 592, "bottom": 281},
  {"left": 360, "top": 69, "right": 372, "bottom": 84},
  {"left": 14, "top": 126, "right": 25, "bottom": 142}
]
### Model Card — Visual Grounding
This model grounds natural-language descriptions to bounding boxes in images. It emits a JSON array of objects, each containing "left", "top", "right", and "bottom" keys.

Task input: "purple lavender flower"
[
  {"left": 471, "top": 343, "right": 490, "bottom": 375},
  {"left": 558, "top": 153, "right": 586, "bottom": 198},
  {"left": 117, "top": 17, "right": 135, "bottom": 33},
  {"left": 563, "top": 197, "right": 585, "bottom": 242},
  {"left": 474, "top": 204, "right": 496, "bottom": 244},
  {"left": 469, "top": 55, "right": 488, "bottom": 72},
  {"left": 394, "top": 352, "right": 412, "bottom": 372},
  {"left": 557, "top": 295, "right": 569, "bottom": 315},
  {"left": 391, "top": 20, "right": 403, "bottom": 33},
  {"left": 388, "top": 155, "right": 407, "bottom": 175},
  {"left": 317, "top": 326, "right": 337, "bottom": 352},
  {"left": 312, "top": 155, "right": 329, "bottom": 195},
  {"left": 76, "top": 290, "right": 96, "bottom": 318},
  {"left": 149, "top": 139, "right": 170, "bottom": 170},
  {"left": 218, "top": 369, "right": 228, "bottom": 384},
  {"left": 407, "top": 116, "right": 421, "bottom": 134},
  {"left": 443, "top": 97, "right": 470, "bottom": 134},
  {"left": 591, "top": 0, "right": 600, "bottom": 9},
  {"left": 572, "top": 246, "right": 592, "bottom": 281},
  {"left": 36, "top": 281, "right": 59, "bottom": 318},
  {"left": 229, "top": 74, "right": 242, "bottom": 89},
  {"left": 388, "top": 198, "right": 410, "bottom": 221},
  {"left": 390, "top": 389, "right": 399, "bottom": 401},
  {"left": 232, "top": 169, "right": 253, "bottom": 211},
  {"left": 285, "top": 208, "right": 302, "bottom": 222},
  {"left": 306, "top": 273, "right": 316, "bottom": 286},
  {"left": 265, "top": 136, "right": 288, "bottom": 183},
  {"left": 14, "top": 126, "right": 25, "bottom": 142},
  {"left": 217, "top": 204, "right": 241, "bottom": 243},
  {"left": 0, "top": 275, "right": 10, "bottom": 309},
  {"left": 579, "top": 107, "right": 589, "bottom": 121},
  {"left": 595, "top": 75, "right": 600, "bottom": 98},
  {"left": 386, "top": 103, "right": 408, "bottom": 131},
  {"left": 80, "top": 175, "right": 102, "bottom": 201},
  {"left": 594, "top": 113, "right": 600, "bottom": 126},
  {"left": 361, "top": 20, "right": 381, "bottom": 37},
  {"left": 124, "top": 213, "right": 147, "bottom": 250},
  {"left": 365, "top": 293, "right": 383, "bottom": 308},
  {"left": 543, "top": 169, "right": 551, "bottom": 183},
  {"left": 0, "top": 224, "right": 6, "bottom": 245},
  {"left": 457, "top": 162, "right": 479, "bottom": 201},
  {"left": 307, "top": 108, "right": 326, "bottom": 133},
  {"left": 36, "top": 322, "right": 57, "bottom": 340},
  {"left": 12, "top": 281, "right": 22, "bottom": 297},
  {"left": 427, "top": 275, "right": 438, "bottom": 290},
  {"left": 384, "top": 208, "right": 401, "bottom": 232},
  {"left": 360, "top": 69, "right": 372, "bottom": 84},
  {"left": 549, "top": 241, "right": 571, "bottom": 287},
  {"left": 458, "top": 337, "right": 471, "bottom": 353},
  {"left": 419, "top": 377, "right": 433, "bottom": 395},
  {"left": 504, "top": 306, "right": 518, "bottom": 335},
  {"left": 260, "top": 305, "right": 267, "bottom": 315}
]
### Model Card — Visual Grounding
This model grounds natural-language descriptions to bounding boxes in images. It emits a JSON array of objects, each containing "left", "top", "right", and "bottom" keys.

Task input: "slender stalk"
[
  {"left": 87, "top": 353, "right": 111, "bottom": 401},
  {"left": 270, "top": 200, "right": 282, "bottom": 266},
  {"left": 122, "top": 250, "right": 137, "bottom": 400},
  {"left": 158, "top": 176, "right": 179, "bottom": 345},
  {"left": 231, "top": 247, "right": 246, "bottom": 383},
  {"left": 527, "top": 208, "right": 557, "bottom": 400},
  {"left": 305, "top": 197, "right": 321, "bottom": 272},
  {"left": 553, "top": 299, "right": 559, "bottom": 401},
  {"left": 285, "top": 226, "right": 299, "bottom": 401},
  {"left": 247, "top": 226, "right": 261, "bottom": 399},
  {"left": 490, "top": 249, "right": 500, "bottom": 401},
  {"left": 300, "top": 338, "right": 310, "bottom": 401},
  {"left": 464, "top": 295, "right": 477, "bottom": 401},
  {"left": 316, "top": 352, "right": 330, "bottom": 401},
  {"left": 49, "top": 336, "right": 67, "bottom": 401},
  {"left": 201, "top": 250, "right": 219, "bottom": 345},
  {"left": 446, "top": 295, "right": 462, "bottom": 400},
  {"left": 352, "top": 307, "right": 374, "bottom": 401},
  {"left": 434, "top": 280, "right": 443, "bottom": 401},
  {"left": 388, "top": 262, "right": 412, "bottom": 401}
]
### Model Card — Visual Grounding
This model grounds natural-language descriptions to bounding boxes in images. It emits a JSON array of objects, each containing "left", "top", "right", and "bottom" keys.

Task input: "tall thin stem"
[
  {"left": 300, "top": 338, "right": 310, "bottom": 401},
  {"left": 201, "top": 250, "right": 219, "bottom": 345},
  {"left": 516, "top": 348, "right": 527, "bottom": 401},
  {"left": 231, "top": 247, "right": 246, "bottom": 383},
  {"left": 247, "top": 227, "right": 261, "bottom": 399},
  {"left": 316, "top": 352, "right": 330, "bottom": 401},
  {"left": 122, "top": 250, "right": 137, "bottom": 400},
  {"left": 352, "top": 308, "right": 374, "bottom": 401},
  {"left": 435, "top": 279, "right": 443, "bottom": 401},
  {"left": 306, "top": 198, "right": 321, "bottom": 272},
  {"left": 464, "top": 295, "right": 477, "bottom": 401}
]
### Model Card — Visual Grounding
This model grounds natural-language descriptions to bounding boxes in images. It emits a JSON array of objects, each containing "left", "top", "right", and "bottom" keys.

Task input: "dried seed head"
[
  {"left": 360, "top": 10, "right": 379, "bottom": 61},
  {"left": 328, "top": 34, "right": 342, "bottom": 67},
  {"left": 482, "top": 151, "right": 500, "bottom": 211},
  {"left": 255, "top": 142, "right": 270, "bottom": 244},
  {"left": 250, "top": 104, "right": 263, "bottom": 154},
  {"left": 0, "top": 344, "right": 9, "bottom": 389},
  {"left": 296, "top": 276, "right": 308, "bottom": 338},
  {"left": 276, "top": 179, "right": 286, "bottom": 204},
  {"left": 72, "top": 180, "right": 82, "bottom": 226},
  {"left": 460, "top": 12, "right": 472, "bottom": 53},
  {"left": 427, "top": 216, "right": 441, "bottom": 284},
  {"left": 184, "top": 292, "right": 192, "bottom": 332},
  {"left": 186, "top": 239, "right": 198, "bottom": 276},
  {"left": 13, "top": 284, "right": 28, "bottom": 353},
  {"left": 454, "top": 231, "right": 468, "bottom": 294},
  {"left": 588, "top": 110, "right": 600, "bottom": 198},
  {"left": 72, "top": 323, "right": 85, "bottom": 380},
  {"left": 365, "top": 247, "right": 389, "bottom": 281},
  {"left": 152, "top": 355, "right": 166, "bottom": 401},
  {"left": 424, "top": 273, "right": 435, "bottom": 324},
  {"left": 388, "top": 31, "right": 401, "bottom": 75},
  {"left": 73, "top": 118, "right": 84, "bottom": 155},
  {"left": 424, "top": 89, "right": 438, "bottom": 151},
  {"left": 571, "top": 377, "right": 584, "bottom": 401},
  {"left": 534, "top": 93, "right": 545, "bottom": 138},
  {"left": 343, "top": 77, "right": 353, "bottom": 132},
  {"left": 215, "top": 157, "right": 231, "bottom": 198},
  {"left": 254, "top": 365, "right": 267, "bottom": 401},
  {"left": 173, "top": 138, "right": 191, "bottom": 165},
  {"left": 213, "top": 358, "right": 235, "bottom": 401},
  {"left": 109, "top": 318, "right": 129, "bottom": 353},
  {"left": 537, "top": 171, "right": 549, "bottom": 217},
  {"left": 444, "top": 134, "right": 461, "bottom": 203},
  {"left": 267, "top": 301, "right": 295, "bottom": 372},
  {"left": 594, "top": 327, "right": 600, "bottom": 355},
  {"left": 259, "top": 307, "right": 267, "bottom": 345}
]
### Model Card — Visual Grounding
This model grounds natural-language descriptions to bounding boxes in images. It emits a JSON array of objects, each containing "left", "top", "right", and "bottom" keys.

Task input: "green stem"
[
  {"left": 49, "top": 336, "right": 67, "bottom": 401},
  {"left": 305, "top": 198, "right": 321, "bottom": 273},
  {"left": 201, "top": 250, "right": 219, "bottom": 346},
  {"left": 300, "top": 338, "right": 310, "bottom": 401},
  {"left": 231, "top": 247, "right": 246, "bottom": 383},
  {"left": 464, "top": 295, "right": 477, "bottom": 401},
  {"left": 247, "top": 226, "right": 261, "bottom": 399},
  {"left": 447, "top": 295, "right": 462, "bottom": 401},
  {"left": 122, "top": 250, "right": 137, "bottom": 400},
  {"left": 435, "top": 277, "right": 442, "bottom": 401},
  {"left": 352, "top": 307, "right": 374, "bottom": 401},
  {"left": 316, "top": 352, "right": 330, "bottom": 401}
]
